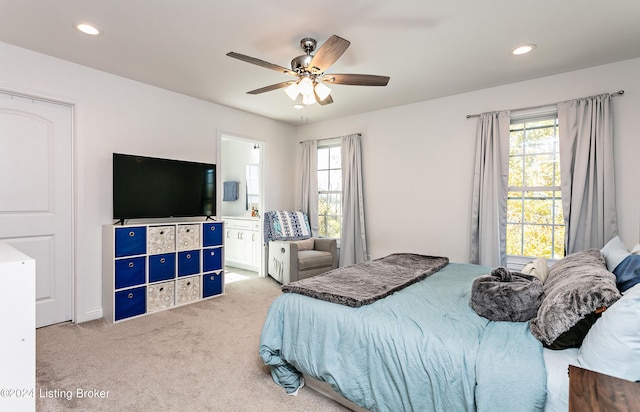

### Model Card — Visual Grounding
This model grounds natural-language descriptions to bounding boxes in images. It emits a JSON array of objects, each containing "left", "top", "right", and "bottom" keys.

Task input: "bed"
[{"left": 259, "top": 248, "right": 640, "bottom": 412}]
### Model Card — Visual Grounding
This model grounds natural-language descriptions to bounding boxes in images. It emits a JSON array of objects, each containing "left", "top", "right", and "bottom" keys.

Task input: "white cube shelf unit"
[{"left": 103, "top": 221, "right": 224, "bottom": 323}]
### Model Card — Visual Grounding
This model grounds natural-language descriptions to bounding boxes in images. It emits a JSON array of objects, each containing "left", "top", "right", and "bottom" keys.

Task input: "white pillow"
[
  {"left": 632, "top": 243, "right": 640, "bottom": 255},
  {"left": 521, "top": 257, "right": 548, "bottom": 284},
  {"left": 577, "top": 283, "right": 640, "bottom": 381},
  {"left": 600, "top": 235, "right": 630, "bottom": 272}
]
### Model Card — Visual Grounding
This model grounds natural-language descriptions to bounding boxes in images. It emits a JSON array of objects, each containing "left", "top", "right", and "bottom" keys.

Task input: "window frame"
[
  {"left": 317, "top": 141, "right": 342, "bottom": 239},
  {"left": 506, "top": 108, "right": 563, "bottom": 269}
]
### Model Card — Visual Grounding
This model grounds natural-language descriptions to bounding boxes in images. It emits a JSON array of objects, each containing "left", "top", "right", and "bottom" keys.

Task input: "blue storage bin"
[
  {"left": 115, "top": 256, "right": 146, "bottom": 289},
  {"left": 203, "top": 247, "right": 223, "bottom": 272},
  {"left": 203, "top": 272, "right": 223, "bottom": 297},
  {"left": 178, "top": 250, "right": 200, "bottom": 277},
  {"left": 115, "top": 286, "right": 146, "bottom": 321},
  {"left": 149, "top": 253, "right": 176, "bottom": 283},
  {"left": 115, "top": 226, "right": 146, "bottom": 257},
  {"left": 203, "top": 222, "right": 223, "bottom": 247}
]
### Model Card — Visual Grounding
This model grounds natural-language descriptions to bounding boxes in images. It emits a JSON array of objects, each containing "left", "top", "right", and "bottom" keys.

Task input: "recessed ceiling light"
[
  {"left": 513, "top": 44, "right": 536, "bottom": 55},
  {"left": 74, "top": 22, "right": 101, "bottom": 36},
  {"left": 293, "top": 104, "right": 304, "bottom": 109}
]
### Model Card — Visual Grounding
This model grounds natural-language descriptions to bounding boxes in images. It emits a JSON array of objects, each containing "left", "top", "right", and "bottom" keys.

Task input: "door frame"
[
  {"left": 216, "top": 129, "right": 266, "bottom": 277},
  {"left": 0, "top": 84, "right": 80, "bottom": 325}
]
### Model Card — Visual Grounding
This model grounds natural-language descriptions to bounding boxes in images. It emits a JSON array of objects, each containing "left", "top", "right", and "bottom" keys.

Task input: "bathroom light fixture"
[
  {"left": 513, "top": 44, "right": 536, "bottom": 55},
  {"left": 75, "top": 22, "right": 101, "bottom": 36}
]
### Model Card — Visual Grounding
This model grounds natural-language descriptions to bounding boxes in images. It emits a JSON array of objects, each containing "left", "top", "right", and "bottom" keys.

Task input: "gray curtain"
[
  {"left": 558, "top": 93, "right": 617, "bottom": 254},
  {"left": 297, "top": 140, "right": 319, "bottom": 237},
  {"left": 340, "top": 134, "right": 368, "bottom": 266},
  {"left": 469, "top": 111, "right": 511, "bottom": 267}
]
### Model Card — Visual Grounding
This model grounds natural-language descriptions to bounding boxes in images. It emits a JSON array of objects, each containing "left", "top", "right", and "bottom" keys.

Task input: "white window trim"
[
  {"left": 317, "top": 140, "right": 342, "bottom": 239},
  {"left": 507, "top": 108, "right": 564, "bottom": 264}
]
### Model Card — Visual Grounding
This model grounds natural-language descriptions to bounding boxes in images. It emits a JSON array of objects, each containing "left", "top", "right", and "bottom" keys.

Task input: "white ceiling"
[{"left": 1, "top": 1, "right": 639, "bottom": 126}]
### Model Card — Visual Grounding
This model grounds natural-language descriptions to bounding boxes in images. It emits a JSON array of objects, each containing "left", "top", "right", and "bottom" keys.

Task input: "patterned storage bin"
[
  {"left": 147, "top": 281, "right": 175, "bottom": 313},
  {"left": 177, "top": 224, "right": 200, "bottom": 251},
  {"left": 147, "top": 226, "right": 175, "bottom": 254},
  {"left": 176, "top": 276, "right": 201, "bottom": 305}
]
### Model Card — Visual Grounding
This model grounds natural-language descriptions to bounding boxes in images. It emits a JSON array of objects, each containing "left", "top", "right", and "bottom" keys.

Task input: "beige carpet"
[{"left": 36, "top": 275, "right": 348, "bottom": 411}]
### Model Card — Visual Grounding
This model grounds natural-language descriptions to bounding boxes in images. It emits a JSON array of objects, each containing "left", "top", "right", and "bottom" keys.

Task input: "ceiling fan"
[{"left": 226, "top": 35, "right": 390, "bottom": 106}]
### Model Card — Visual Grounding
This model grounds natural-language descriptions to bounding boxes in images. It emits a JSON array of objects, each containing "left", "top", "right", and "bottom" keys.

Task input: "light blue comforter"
[{"left": 260, "top": 263, "right": 547, "bottom": 412}]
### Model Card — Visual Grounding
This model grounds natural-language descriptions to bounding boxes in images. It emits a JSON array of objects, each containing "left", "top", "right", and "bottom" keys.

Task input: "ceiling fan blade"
[
  {"left": 315, "top": 91, "right": 334, "bottom": 106},
  {"left": 308, "top": 35, "right": 351, "bottom": 73},
  {"left": 226, "top": 52, "right": 298, "bottom": 77},
  {"left": 247, "top": 81, "right": 296, "bottom": 95},
  {"left": 322, "top": 73, "right": 390, "bottom": 86}
]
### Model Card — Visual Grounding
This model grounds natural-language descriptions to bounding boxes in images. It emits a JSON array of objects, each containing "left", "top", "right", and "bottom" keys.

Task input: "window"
[
  {"left": 317, "top": 144, "right": 342, "bottom": 238},
  {"left": 507, "top": 113, "right": 564, "bottom": 261}
]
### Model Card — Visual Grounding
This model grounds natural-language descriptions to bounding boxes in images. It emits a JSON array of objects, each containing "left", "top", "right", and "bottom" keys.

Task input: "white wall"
[
  {"left": 2, "top": 38, "right": 638, "bottom": 323},
  {"left": 296, "top": 58, "right": 640, "bottom": 264},
  {"left": 0, "top": 41, "right": 297, "bottom": 323}
]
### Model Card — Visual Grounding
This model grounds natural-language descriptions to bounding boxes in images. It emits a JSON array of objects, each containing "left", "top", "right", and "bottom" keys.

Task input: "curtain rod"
[
  {"left": 299, "top": 133, "right": 361, "bottom": 143},
  {"left": 465, "top": 90, "right": 624, "bottom": 119}
]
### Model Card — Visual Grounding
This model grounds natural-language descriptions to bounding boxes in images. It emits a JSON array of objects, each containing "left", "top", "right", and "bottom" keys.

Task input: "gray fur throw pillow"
[
  {"left": 529, "top": 249, "right": 621, "bottom": 349},
  {"left": 471, "top": 267, "right": 544, "bottom": 322}
]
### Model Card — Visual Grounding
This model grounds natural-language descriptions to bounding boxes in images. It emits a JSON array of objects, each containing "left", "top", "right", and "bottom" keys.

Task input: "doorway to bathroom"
[{"left": 219, "top": 133, "right": 264, "bottom": 282}]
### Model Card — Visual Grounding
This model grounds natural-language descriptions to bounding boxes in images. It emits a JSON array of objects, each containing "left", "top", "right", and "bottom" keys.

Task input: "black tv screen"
[{"left": 113, "top": 153, "right": 216, "bottom": 220}]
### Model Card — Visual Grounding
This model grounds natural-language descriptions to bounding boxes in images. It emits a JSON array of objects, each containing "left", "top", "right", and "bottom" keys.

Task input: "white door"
[{"left": 0, "top": 92, "right": 73, "bottom": 327}]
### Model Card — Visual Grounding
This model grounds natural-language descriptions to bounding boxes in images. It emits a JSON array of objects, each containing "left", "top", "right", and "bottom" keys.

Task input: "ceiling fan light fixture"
[
  {"left": 314, "top": 82, "right": 332, "bottom": 101},
  {"left": 302, "top": 93, "right": 316, "bottom": 105},
  {"left": 227, "top": 34, "right": 390, "bottom": 108},
  {"left": 284, "top": 83, "right": 299, "bottom": 100},
  {"left": 297, "top": 77, "right": 314, "bottom": 97},
  {"left": 293, "top": 104, "right": 304, "bottom": 109}
]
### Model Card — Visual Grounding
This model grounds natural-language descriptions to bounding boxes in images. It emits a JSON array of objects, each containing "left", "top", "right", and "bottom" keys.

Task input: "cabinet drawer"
[
  {"left": 177, "top": 250, "right": 200, "bottom": 277},
  {"left": 202, "top": 272, "right": 224, "bottom": 298},
  {"left": 147, "top": 281, "right": 175, "bottom": 313},
  {"left": 148, "top": 253, "right": 176, "bottom": 283},
  {"left": 115, "top": 286, "right": 146, "bottom": 321},
  {"left": 177, "top": 224, "right": 200, "bottom": 251},
  {"left": 115, "top": 226, "right": 146, "bottom": 257},
  {"left": 147, "top": 226, "right": 175, "bottom": 254},
  {"left": 203, "top": 222, "right": 223, "bottom": 247},
  {"left": 203, "top": 247, "right": 223, "bottom": 272},
  {"left": 115, "top": 257, "right": 146, "bottom": 289},
  {"left": 176, "top": 276, "right": 200, "bottom": 305},
  {"left": 228, "top": 219, "right": 253, "bottom": 230}
]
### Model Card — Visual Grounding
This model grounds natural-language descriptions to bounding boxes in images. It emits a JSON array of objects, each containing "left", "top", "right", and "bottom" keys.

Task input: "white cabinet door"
[
  {"left": 224, "top": 228, "right": 235, "bottom": 263},
  {"left": 224, "top": 219, "right": 260, "bottom": 271},
  {"left": 251, "top": 231, "right": 260, "bottom": 267},
  {"left": 232, "top": 229, "right": 247, "bottom": 263}
]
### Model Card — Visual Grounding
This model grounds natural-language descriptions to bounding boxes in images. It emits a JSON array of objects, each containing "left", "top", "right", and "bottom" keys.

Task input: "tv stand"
[{"left": 102, "top": 220, "right": 224, "bottom": 322}]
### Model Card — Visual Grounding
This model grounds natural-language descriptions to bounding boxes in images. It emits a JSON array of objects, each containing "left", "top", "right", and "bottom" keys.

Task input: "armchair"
[
  {"left": 263, "top": 211, "right": 338, "bottom": 285},
  {"left": 268, "top": 237, "right": 338, "bottom": 285}
]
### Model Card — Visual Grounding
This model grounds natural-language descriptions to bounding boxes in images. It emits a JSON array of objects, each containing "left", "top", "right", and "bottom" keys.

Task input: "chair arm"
[
  {"left": 268, "top": 240, "right": 299, "bottom": 284},
  {"left": 313, "top": 238, "right": 338, "bottom": 269}
]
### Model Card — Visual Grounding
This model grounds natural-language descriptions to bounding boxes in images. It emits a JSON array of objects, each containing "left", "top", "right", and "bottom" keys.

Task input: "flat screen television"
[{"left": 113, "top": 153, "right": 216, "bottom": 220}]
